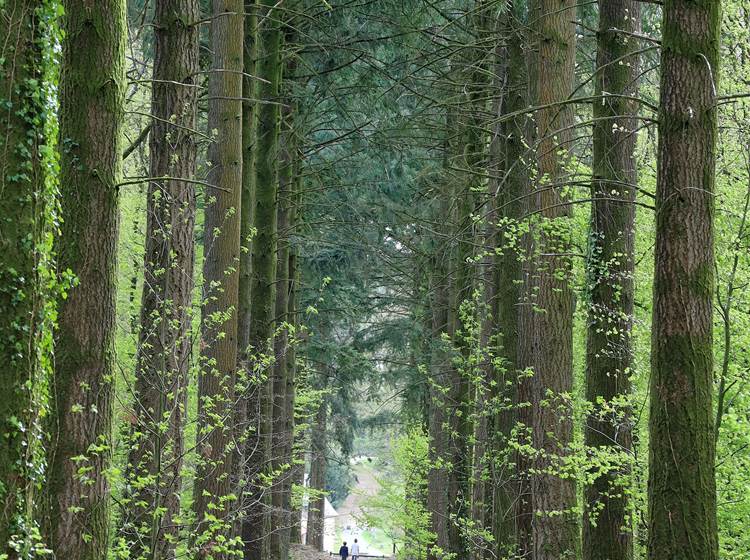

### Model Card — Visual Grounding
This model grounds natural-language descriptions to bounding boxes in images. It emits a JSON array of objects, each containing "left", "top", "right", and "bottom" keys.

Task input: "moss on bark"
[
  {"left": 648, "top": 1, "right": 721, "bottom": 559},
  {"left": 47, "top": 1, "right": 126, "bottom": 558}
]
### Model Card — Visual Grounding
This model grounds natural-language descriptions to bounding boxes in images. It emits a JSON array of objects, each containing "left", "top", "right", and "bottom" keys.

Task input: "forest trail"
[
  {"left": 327, "top": 458, "right": 390, "bottom": 555},
  {"left": 291, "top": 543, "right": 393, "bottom": 560},
  {"left": 336, "top": 459, "right": 380, "bottom": 527},
  {"left": 291, "top": 543, "right": 331, "bottom": 560}
]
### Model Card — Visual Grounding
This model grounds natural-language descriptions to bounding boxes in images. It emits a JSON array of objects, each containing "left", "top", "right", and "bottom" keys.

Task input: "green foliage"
[{"left": 361, "top": 430, "right": 435, "bottom": 560}]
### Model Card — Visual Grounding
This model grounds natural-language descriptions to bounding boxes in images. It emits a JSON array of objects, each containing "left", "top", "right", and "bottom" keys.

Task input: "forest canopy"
[{"left": 0, "top": 1, "right": 747, "bottom": 560}]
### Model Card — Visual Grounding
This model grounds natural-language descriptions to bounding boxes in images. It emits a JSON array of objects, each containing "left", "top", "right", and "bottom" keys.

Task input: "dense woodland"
[{"left": 1, "top": 0, "right": 748, "bottom": 559}]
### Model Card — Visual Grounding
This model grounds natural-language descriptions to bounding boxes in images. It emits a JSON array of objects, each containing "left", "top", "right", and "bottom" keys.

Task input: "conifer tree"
[
  {"left": 124, "top": 1, "right": 200, "bottom": 556},
  {"left": 648, "top": 1, "right": 721, "bottom": 558},
  {"left": 583, "top": 2, "right": 640, "bottom": 559},
  {"left": 47, "top": 0, "right": 126, "bottom": 557},
  {"left": 193, "top": 1, "right": 243, "bottom": 556},
  {"left": 524, "top": 0, "right": 579, "bottom": 557},
  {"left": 0, "top": 1, "right": 56, "bottom": 551}
]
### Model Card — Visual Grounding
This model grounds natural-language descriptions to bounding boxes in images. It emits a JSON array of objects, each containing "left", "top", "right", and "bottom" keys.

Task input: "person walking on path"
[
  {"left": 351, "top": 539, "right": 360, "bottom": 560},
  {"left": 339, "top": 542, "right": 349, "bottom": 560}
]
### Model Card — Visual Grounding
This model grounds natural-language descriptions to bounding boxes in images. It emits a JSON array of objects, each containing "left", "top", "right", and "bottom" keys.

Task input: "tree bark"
[
  {"left": 192, "top": 1, "right": 243, "bottom": 557},
  {"left": 527, "top": 1, "right": 579, "bottom": 558},
  {"left": 0, "top": 1, "right": 54, "bottom": 551},
  {"left": 47, "top": 1, "right": 126, "bottom": 558},
  {"left": 494, "top": 4, "right": 526, "bottom": 556},
  {"left": 285, "top": 245, "right": 302, "bottom": 545},
  {"left": 270, "top": 105, "right": 297, "bottom": 560},
  {"left": 648, "top": 2, "right": 720, "bottom": 559},
  {"left": 307, "top": 401, "right": 328, "bottom": 551},
  {"left": 426, "top": 163, "right": 454, "bottom": 560},
  {"left": 583, "top": 2, "right": 640, "bottom": 559},
  {"left": 238, "top": 2, "right": 261, "bottom": 557},
  {"left": 124, "top": 1, "right": 199, "bottom": 557},
  {"left": 242, "top": 0, "right": 283, "bottom": 556}
]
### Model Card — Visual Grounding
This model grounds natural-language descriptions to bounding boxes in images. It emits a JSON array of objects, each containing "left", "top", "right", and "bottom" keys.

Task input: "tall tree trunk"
[
  {"left": 528, "top": 1, "right": 578, "bottom": 558},
  {"left": 124, "top": 1, "right": 199, "bottom": 557},
  {"left": 47, "top": 1, "right": 126, "bottom": 558},
  {"left": 493, "top": 4, "right": 526, "bottom": 556},
  {"left": 285, "top": 243, "right": 302, "bottom": 544},
  {"left": 511, "top": 4, "right": 536, "bottom": 556},
  {"left": 426, "top": 169, "right": 454, "bottom": 560},
  {"left": 238, "top": 2, "right": 261, "bottom": 557},
  {"left": 192, "top": 1, "right": 243, "bottom": 556},
  {"left": 307, "top": 401, "right": 328, "bottom": 551},
  {"left": 0, "top": 2, "right": 54, "bottom": 551},
  {"left": 242, "top": 0, "right": 283, "bottom": 556},
  {"left": 270, "top": 106, "right": 297, "bottom": 560},
  {"left": 648, "top": 1, "right": 720, "bottom": 559},
  {"left": 583, "top": 2, "right": 640, "bottom": 559}
]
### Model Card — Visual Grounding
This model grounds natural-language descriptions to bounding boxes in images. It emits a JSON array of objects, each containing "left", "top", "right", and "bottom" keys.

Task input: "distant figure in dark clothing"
[{"left": 339, "top": 542, "right": 349, "bottom": 560}]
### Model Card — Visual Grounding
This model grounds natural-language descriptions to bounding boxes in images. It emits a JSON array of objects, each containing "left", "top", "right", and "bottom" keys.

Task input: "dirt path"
[
  {"left": 336, "top": 461, "right": 380, "bottom": 525},
  {"left": 329, "top": 458, "right": 392, "bottom": 555},
  {"left": 291, "top": 543, "right": 330, "bottom": 560},
  {"left": 292, "top": 543, "right": 393, "bottom": 560}
]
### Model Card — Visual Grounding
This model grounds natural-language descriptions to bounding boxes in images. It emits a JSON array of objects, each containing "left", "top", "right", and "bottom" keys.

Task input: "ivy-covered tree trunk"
[
  {"left": 47, "top": 1, "right": 126, "bottom": 558},
  {"left": 528, "top": 1, "right": 579, "bottom": 558},
  {"left": 124, "top": 1, "right": 199, "bottom": 557},
  {"left": 583, "top": 1, "right": 640, "bottom": 559},
  {"left": 192, "top": 1, "right": 243, "bottom": 556},
  {"left": 0, "top": 2, "right": 55, "bottom": 551},
  {"left": 648, "top": 1, "right": 720, "bottom": 559},
  {"left": 242, "top": 0, "right": 283, "bottom": 556}
]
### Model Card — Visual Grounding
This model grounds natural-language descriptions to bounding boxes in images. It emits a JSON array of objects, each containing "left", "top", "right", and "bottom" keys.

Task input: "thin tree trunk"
[
  {"left": 192, "top": 1, "right": 243, "bottom": 557},
  {"left": 307, "top": 401, "right": 328, "bottom": 551},
  {"left": 511, "top": 4, "right": 535, "bottom": 555},
  {"left": 583, "top": 2, "right": 640, "bottom": 559},
  {"left": 426, "top": 166, "right": 453, "bottom": 560},
  {"left": 270, "top": 105, "right": 296, "bottom": 560},
  {"left": 648, "top": 1, "right": 720, "bottom": 559},
  {"left": 47, "top": 1, "right": 126, "bottom": 558},
  {"left": 285, "top": 244, "right": 302, "bottom": 545},
  {"left": 242, "top": 0, "right": 283, "bottom": 556},
  {"left": 493, "top": 4, "right": 526, "bottom": 556},
  {"left": 528, "top": 1, "right": 579, "bottom": 558},
  {"left": 124, "top": 1, "right": 199, "bottom": 557},
  {"left": 238, "top": 2, "right": 261, "bottom": 557},
  {"left": 0, "top": 2, "right": 53, "bottom": 550}
]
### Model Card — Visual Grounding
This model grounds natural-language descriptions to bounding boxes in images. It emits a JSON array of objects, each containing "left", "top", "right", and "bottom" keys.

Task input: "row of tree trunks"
[
  {"left": 429, "top": 2, "right": 722, "bottom": 560},
  {"left": 0, "top": 1, "right": 304, "bottom": 559}
]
